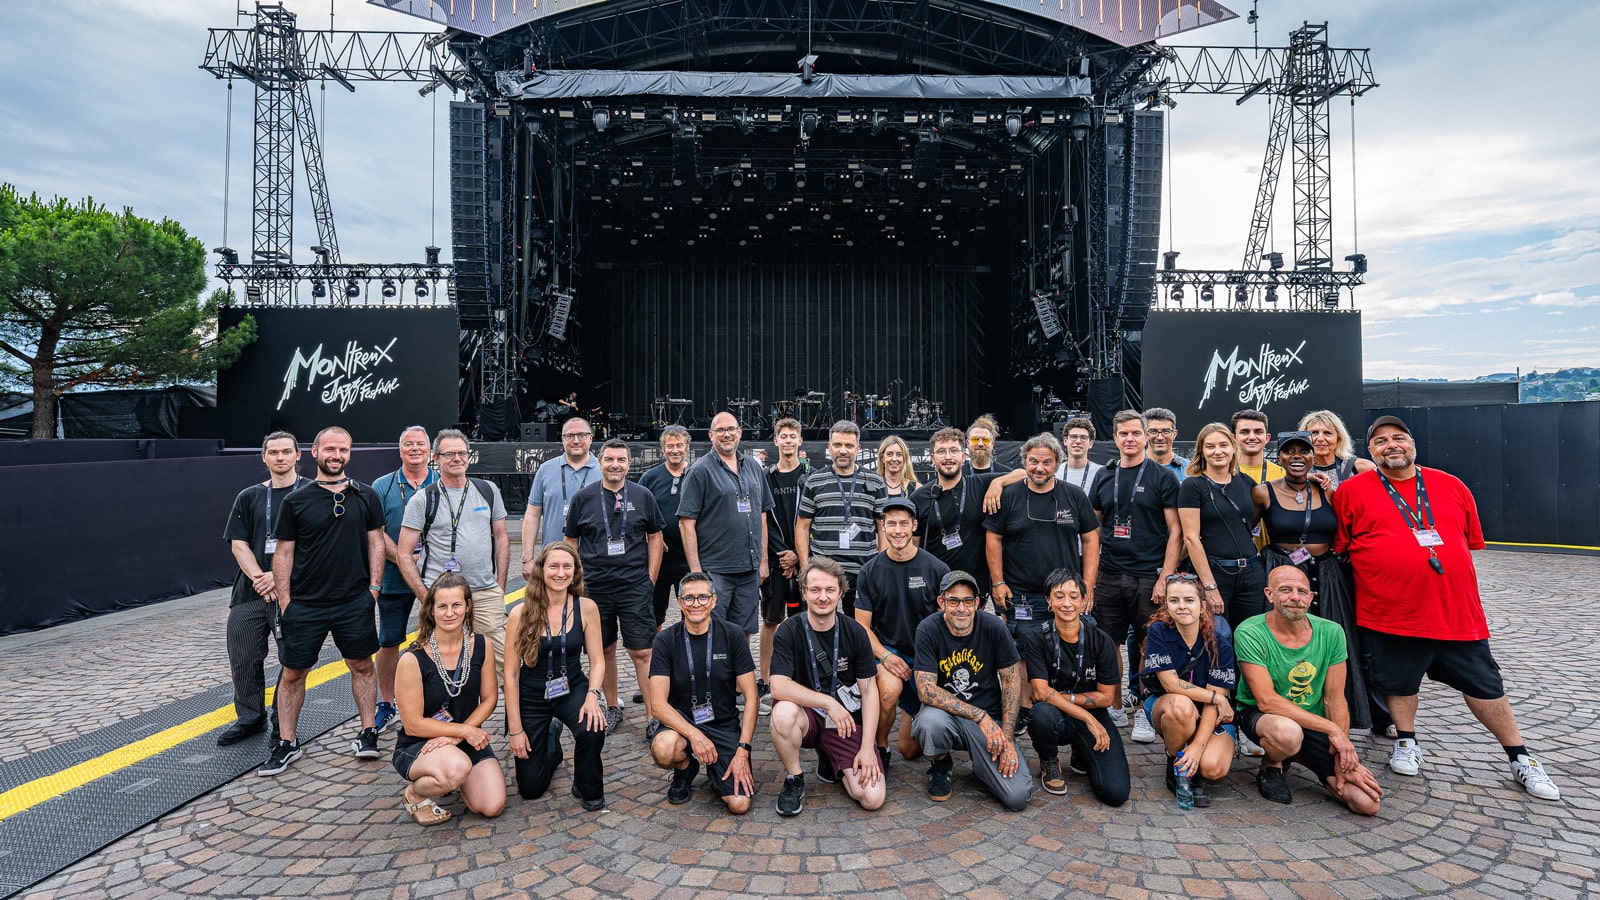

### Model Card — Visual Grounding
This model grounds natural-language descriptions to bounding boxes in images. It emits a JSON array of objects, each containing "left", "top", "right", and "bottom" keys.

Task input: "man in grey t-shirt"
[
  {"left": 397, "top": 429, "right": 510, "bottom": 659},
  {"left": 679, "top": 411, "right": 774, "bottom": 636}
]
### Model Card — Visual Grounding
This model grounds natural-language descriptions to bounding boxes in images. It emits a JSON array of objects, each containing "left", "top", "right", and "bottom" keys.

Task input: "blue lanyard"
[
  {"left": 545, "top": 598, "right": 571, "bottom": 680},
  {"left": 683, "top": 623, "right": 715, "bottom": 707},
  {"left": 801, "top": 619, "right": 841, "bottom": 695}
]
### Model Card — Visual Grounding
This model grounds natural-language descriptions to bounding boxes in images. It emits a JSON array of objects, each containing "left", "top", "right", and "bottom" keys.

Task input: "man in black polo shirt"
[
  {"left": 855, "top": 497, "right": 950, "bottom": 765},
  {"left": 648, "top": 572, "right": 759, "bottom": 813},
  {"left": 1089, "top": 410, "right": 1182, "bottom": 730},
  {"left": 984, "top": 433, "right": 1100, "bottom": 633},
  {"left": 566, "top": 439, "right": 666, "bottom": 737},
  {"left": 795, "top": 420, "right": 886, "bottom": 617},
  {"left": 911, "top": 427, "right": 1024, "bottom": 604},
  {"left": 262, "top": 426, "right": 387, "bottom": 777},
  {"left": 679, "top": 411, "right": 773, "bottom": 638}
]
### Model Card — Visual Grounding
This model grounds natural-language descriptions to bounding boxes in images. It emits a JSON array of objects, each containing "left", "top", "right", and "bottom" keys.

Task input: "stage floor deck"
[{"left": 3, "top": 547, "right": 1597, "bottom": 899}]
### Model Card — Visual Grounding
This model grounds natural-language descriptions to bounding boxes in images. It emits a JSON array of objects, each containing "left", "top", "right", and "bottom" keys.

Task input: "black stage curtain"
[{"left": 59, "top": 386, "right": 216, "bottom": 439}]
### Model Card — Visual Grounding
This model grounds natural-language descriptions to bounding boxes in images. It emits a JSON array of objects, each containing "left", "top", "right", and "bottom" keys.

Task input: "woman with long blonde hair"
[
  {"left": 1298, "top": 409, "right": 1373, "bottom": 491},
  {"left": 875, "top": 434, "right": 921, "bottom": 498}
]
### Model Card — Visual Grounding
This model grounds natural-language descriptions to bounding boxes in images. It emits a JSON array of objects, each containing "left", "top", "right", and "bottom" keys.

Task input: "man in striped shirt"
[{"left": 795, "top": 420, "right": 886, "bottom": 618}]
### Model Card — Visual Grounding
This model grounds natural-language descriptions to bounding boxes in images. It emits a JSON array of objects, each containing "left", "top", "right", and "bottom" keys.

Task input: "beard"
[
  {"left": 1276, "top": 604, "right": 1309, "bottom": 623},
  {"left": 1377, "top": 448, "right": 1416, "bottom": 472}
]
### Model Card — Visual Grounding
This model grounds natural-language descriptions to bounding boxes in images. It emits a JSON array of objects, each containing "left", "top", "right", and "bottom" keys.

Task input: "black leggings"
[{"left": 514, "top": 678, "right": 606, "bottom": 802}]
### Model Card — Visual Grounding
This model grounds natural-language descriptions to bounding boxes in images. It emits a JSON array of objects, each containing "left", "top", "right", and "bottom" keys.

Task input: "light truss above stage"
[{"left": 501, "top": 70, "right": 1091, "bottom": 101}]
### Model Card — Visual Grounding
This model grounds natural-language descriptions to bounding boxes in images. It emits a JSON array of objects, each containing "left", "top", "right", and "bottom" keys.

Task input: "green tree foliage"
[{"left": 0, "top": 185, "right": 256, "bottom": 437}]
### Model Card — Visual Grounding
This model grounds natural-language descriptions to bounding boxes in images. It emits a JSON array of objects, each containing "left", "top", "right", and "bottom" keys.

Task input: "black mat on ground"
[{"left": 0, "top": 640, "right": 354, "bottom": 898}]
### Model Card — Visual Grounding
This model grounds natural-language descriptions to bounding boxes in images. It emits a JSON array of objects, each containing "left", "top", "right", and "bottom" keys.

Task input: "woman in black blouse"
[
  {"left": 393, "top": 571, "right": 506, "bottom": 826},
  {"left": 1178, "top": 423, "right": 1266, "bottom": 629}
]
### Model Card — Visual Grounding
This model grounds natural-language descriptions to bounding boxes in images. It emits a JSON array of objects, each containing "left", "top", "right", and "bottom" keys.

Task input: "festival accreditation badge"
[
  {"left": 545, "top": 675, "right": 570, "bottom": 699},
  {"left": 1113, "top": 524, "right": 1132, "bottom": 539},
  {"left": 431, "top": 707, "right": 454, "bottom": 722},
  {"left": 836, "top": 682, "right": 863, "bottom": 714},
  {"left": 607, "top": 539, "right": 626, "bottom": 556},
  {"left": 691, "top": 702, "right": 715, "bottom": 725},
  {"left": 443, "top": 558, "right": 461, "bottom": 572},
  {"left": 737, "top": 496, "right": 752, "bottom": 513},
  {"left": 1289, "top": 547, "right": 1311, "bottom": 565},
  {"left": 942, "top": 532, "right": 962, "bottom": 550},
  {"left": 1414, "top": 529, "right": 1443, "bottom": 547},
  {"left": 1014, "top": 601, "right": 1033, "bottom": 621},
  {"left": 264, "top": 537, "right": 278, "bottom": 556}
]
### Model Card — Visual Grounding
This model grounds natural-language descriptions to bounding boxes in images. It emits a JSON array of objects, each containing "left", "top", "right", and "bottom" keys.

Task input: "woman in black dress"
[
  {"left": 393, "top": 571, "right": 506, "bottom": 826},
  {"left": 1178, "top": 423, "right": 1266, "bottom": 630},
  {"left": 504, "top": 541, "right": 609, "bottom": 810}
]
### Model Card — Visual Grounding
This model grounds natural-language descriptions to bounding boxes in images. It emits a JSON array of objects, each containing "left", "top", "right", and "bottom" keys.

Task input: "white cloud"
[{"left": 1529, "top": 291, "right": 1591, "bottom": 308}]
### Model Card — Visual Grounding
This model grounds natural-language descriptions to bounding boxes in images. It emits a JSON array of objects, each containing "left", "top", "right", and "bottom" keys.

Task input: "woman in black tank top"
[
  {"left": 504, "top": 541, "right": 609, "bottom": 809},
  {"left": 393, "top": 572, "right": 506, "bottom": 826}
]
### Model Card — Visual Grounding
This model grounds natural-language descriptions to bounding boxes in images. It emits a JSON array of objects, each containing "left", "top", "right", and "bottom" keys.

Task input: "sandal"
[{"left": 402, "top": 787, "right": 452, "bottom": 826}]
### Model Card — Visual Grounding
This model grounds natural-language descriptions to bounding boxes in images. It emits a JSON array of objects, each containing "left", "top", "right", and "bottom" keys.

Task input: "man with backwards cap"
[{"left": 1332, "top": 415, "right": 1561, "bottom": 801}]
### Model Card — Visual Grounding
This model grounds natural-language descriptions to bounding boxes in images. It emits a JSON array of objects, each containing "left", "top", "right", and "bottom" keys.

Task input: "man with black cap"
[
  {"left": 855, "top": 496, "right": 950, "bottom": 766},
  {"left": 1332, "top": 415, "right": 1561, "bottom": 801},
  {"left": 912, "top": 569, "right": 1034, "bottom": 810}
]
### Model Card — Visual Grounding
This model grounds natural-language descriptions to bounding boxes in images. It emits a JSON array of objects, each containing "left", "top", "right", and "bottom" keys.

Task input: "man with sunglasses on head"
[
  {"left": 261, "top": 426, "right": 388, "bottom": 776},
  {"left": 521, "top": 417, "right": 599, "bottom": 577},
  {"left": 371, "top": 427, "right": 436, "bottom": 733}
]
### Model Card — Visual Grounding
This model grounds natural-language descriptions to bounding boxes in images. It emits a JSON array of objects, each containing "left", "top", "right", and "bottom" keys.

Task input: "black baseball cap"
[
  {"left": 880, "top": 496, "right": 917, "bottom": 516},
  {"left": 1366, "top": 415, "right": 1411, "bottom": 441},
  {"left": 1276, "top": 431, "right": 1314, "bottom": 451},
  {"left": 939, "top": 570, "right": 980, "bottom": 594}
]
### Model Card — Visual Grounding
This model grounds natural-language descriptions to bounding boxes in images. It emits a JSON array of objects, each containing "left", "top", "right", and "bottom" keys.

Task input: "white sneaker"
[
  {"left": 1109, "top": 706, "right": 1128, "bottom": 728},
  {"left": 1389, "top": 738, "right": 1423, "bottom": 776},
  {"left": 1130, "top": 707, "right": 1157, "bottom": 743},
  {"left": 1238, "top": 732, "right": 1266, "bottom": 757},
  {"left": 1511, "top": 754, "right": 1561, "bottom": 801}
]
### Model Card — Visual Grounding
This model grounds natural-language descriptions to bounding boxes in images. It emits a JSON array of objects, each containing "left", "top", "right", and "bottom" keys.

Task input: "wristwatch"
[
  {"left": 590, "top": 689, "right": 605, "bottom": 701},
  {"left": 1202, "top": 582, "right": 1218, "bottom": 591},
  {"left": 737, "top": 741, "right": 753, "bottom": 753}
]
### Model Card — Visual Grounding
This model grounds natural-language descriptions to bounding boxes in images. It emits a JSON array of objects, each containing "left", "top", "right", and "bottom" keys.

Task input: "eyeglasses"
[
  {"left": 437, "top": 450, "right": 469, "bottom": 459},
  {"left": 332, "top": 490, "right": 346, "bottom": 518},
  {"left": 709, "top": 426, "right": 739, "bottom": 435},
  {"left": 1147, "top": 428, "right": 1175, "bottom": 437},
  {"left": 1065, "top": 434, "right": 1092, "bottom": 442},
  {"left": 680, "top": 593, "right": 715, "bottom": 606},
  {"left": 968, "top": 437, "right": 993, "bottom": 446},
  {"left": 943, "top": 594, "right": 982, "bottom": 607},
  {"left": 562, "top": 432, "right": 593, "bottom": 440}
]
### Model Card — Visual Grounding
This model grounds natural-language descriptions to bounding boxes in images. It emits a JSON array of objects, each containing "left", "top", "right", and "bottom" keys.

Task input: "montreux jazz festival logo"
[
  {"left": 277, "top": 338, "right": 401, "bottom": 412},
  {"left": 1198, "top": 339, "right": 1310, "bottom": 410}
]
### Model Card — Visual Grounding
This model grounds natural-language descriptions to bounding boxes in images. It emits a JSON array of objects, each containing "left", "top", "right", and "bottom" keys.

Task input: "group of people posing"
[{"left": 220, "top": 403, "right": 1560, "bottom": 827}]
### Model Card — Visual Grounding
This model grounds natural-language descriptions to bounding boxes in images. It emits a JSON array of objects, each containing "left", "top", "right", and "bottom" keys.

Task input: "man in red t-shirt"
[{"left": 1332, "top": 416, "right": 1560, "bottom": 802}]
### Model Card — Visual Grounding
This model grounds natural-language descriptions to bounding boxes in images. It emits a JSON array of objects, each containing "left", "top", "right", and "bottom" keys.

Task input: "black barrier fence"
[{"left": 1366, "top": 402, "right": 1600, "bottom": 548}]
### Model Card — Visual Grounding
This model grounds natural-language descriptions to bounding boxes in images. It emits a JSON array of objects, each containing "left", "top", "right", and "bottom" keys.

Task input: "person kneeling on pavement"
[{"left": 1138, "top": 573, "right": 1238, "bottom": 807}]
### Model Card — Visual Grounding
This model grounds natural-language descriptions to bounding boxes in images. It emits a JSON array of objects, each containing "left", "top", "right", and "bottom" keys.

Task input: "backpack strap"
[{"left": 418, "top": 482, "right": 443, "bottom": 575}]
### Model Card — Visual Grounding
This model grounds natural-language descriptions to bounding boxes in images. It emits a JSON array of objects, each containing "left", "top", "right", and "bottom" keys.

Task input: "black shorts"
[
  {"left": 392, "top": 737, "right": 498, "bottom": 780},
  {"left": 761, "top": 569, "right": 800, "bottom": 626},
  {"left": 1360, "top": 628, "right": 1505, "bottom": 701},
  {"left": 677, "top": 719, "right": 751, "bottom": 799},
  {"left": 594, "top": 581, "right": 657, "bottom": 651},
  {"left": 1236, "top": 705, "right": 1336, "bottom": 782},
  {"left": 279, "top": 594, "right": 379, "bottom": 670}
]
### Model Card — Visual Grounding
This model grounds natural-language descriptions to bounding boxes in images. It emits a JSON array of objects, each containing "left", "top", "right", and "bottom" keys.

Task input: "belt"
[{"left": 1207, "top": 555, "right": 1255, "bottom": 569}]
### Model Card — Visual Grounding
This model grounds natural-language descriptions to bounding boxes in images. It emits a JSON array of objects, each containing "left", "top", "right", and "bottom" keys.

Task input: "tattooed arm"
[
  {"left": 998, "top": 661, "right": 1023, "bottom": 738},
  {"left": 915, "top": 671, "right": 990, "bottom": 724}
]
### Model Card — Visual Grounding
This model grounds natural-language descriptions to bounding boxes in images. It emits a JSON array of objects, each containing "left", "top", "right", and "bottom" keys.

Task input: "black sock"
[
  {"left": 1504, "top": 744, "right": 1527, "bottom": 763},
  {"left": 1396, "top": 730, "right": 1416, "bottom": 742}
]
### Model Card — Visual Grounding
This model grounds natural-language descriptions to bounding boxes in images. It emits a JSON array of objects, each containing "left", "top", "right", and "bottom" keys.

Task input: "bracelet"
[
  {"left": 1209, "top": 689, "right": 1217, "bottom": 705},
  {"left": 993, "top": 581, "right": 1007, "bottom": 587},
  {"left": 508, "top": 730, "right": 525, "bottom": 737},
  {"left": 1068, "top": 692, "right": 1076, "bottom": 706},
  {"left": 369, "top": 584, "right": 381, "bottom": 592},
  {"left": 1044, "top": 690, "right": 1058, "bottom": 705}
]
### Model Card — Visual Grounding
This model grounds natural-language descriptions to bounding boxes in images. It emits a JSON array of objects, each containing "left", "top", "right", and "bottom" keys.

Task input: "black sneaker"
[
  {"left": 1256, "top": 765, "right": 1292, "bottom": 804},
  {"left": 257, "top": 739, "right": 302, "bottom": 776},
  {"left": 216, "top": 719, "right": 266, "bottom": 746},
  {"left": 1190, "top": 777, "right": 1212, "bottom": 808},
  {"left": 351, "top": 727, "right": 381, "bottom": 759},
  {"left": 571, "top": 783, "right": 605, "bottom": 811},
  {"left": 1165, "top": 754, "right": 1178, "bottom": 794},
  {"left": 816, "top": 753, "right": 838, "bottom": 784},
  {"left": 927, "top": 755, "right": 954, "bottom": 802},
  {"left": 668, "top": 758, "right": 700, "bottom": 804},
  {"left": 878, "top": 746, "right": 891, "bottom": 771},
  {"left": 1066, "top": 748, "right": 1087, "bottom": 776},
  {"left": 775, "top": 774, "right": 805, "bottom": 816},
  {"left": 1039, "top": 758, "right": 1067, "bottom": 795},
  {"left": 631, "top": 691, "right": 645, "bottom": 705},
  {"left": 1015, "top": 707, "right": 1032, "bottom": 737}
]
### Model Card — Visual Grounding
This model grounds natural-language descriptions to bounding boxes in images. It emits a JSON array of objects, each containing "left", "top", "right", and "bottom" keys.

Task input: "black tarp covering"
[
  {"left": 1362, "top": 381, "right": 1518, "bottom": 409},
  {"left": 58, "top": 386, "right": 216, "bottom": 439},
  {"left": 476, "top": 395, "right": 522, "bottom": 442},
  {"left": 0, "top": 392, "right": 33, "bottom": 438},
  {"left": 505, "top": 71, "right": 1092, "bottom": 101}
]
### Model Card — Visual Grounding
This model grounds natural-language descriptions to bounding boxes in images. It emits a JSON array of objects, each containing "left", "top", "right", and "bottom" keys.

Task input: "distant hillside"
[{"left": 1365, "top": 368, "right": 1600, "bottom": 403}]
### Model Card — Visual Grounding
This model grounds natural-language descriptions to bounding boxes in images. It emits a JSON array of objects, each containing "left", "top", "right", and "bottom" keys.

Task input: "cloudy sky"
[{"left": 2, "top": 0, "right": 1595, "bottom": 380}]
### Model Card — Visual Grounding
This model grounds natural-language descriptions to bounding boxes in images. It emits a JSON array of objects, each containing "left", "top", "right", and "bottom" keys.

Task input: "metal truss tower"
[
  {"left": 251, "top": 6, "right": 298, "bottom": 304},
  {"left": 1288, "top": 22, "right": 1334, "bottom": 305}
]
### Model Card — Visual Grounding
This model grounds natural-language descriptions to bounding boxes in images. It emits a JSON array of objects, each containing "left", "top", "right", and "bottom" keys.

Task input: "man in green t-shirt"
[{"left": 1234, "top": 566, "right": 1383, "bottom": 814}]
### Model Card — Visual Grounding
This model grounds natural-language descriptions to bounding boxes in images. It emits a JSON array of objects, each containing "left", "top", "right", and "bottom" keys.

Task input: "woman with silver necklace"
[
  {"left": 1251, "top": 432, "right": 1373, "bottom": 732},
  {"left": 392, "top": 571, "right": 506, "bottom": 826}
]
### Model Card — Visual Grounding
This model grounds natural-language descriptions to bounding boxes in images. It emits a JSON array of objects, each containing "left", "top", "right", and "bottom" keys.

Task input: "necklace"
[
  {"left": 429, "top": 630, "right": 475, "bottom": 698},
  {"left": 1283, "top": 479, "right": 1307, "bottom": 505}
]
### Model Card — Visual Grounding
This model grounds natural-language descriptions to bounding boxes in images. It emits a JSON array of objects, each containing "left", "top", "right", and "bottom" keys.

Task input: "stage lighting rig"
[{"left": 592, "top": 109, "right": 610, "bottom": 132}]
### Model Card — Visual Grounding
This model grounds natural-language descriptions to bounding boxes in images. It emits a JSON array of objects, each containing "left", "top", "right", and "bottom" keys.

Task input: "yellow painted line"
[
  {"left": 1486, "top": 541, "right": 1600, "bottom": 552},
  {"left": 0, "top": 587, "right": 525, "bottom": 824}
]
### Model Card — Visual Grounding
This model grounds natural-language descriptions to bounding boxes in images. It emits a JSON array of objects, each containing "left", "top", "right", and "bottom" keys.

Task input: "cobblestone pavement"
[{"left": 8, "top": 551, "right": 1599, "bottom": 899}]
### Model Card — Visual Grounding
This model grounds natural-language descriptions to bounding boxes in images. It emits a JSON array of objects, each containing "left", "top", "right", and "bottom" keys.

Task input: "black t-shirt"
[
  {"left": 564, "top": 480, "right": 666, "bottom": 593},
  {"left": 222, "top": 478, "right": 309, "bottom": 607},
  {"left": 766, "top": 462, "right": 809, "bottom": 556},
  {"left": 911, "top": 473, "right": 1001, "bottom": 593},
  {"left": 649, "top": 619, "right": 755, "bottom": 727},
  {"left": 769, "top": 614, "right": 879, "bottom": 723},
  {"left": 274, "top": 480, "right": 386, "bottom": 607},
  {"left": 1090, "top": 459, "right": 1182, "bottom": 577},
  {"left": 914, "top": 611, "right": 1020, "bottom": 721},
  {"left": 855, "top": 549, "right": 951, "bottom": 654},
  {"left": 1177, "top": 473, "right": 1260, "bottom": 561},
  {"left": 638, "top": 463, "right": 687, "bottom": 557},
  {"left": 981, "top": 480, "right": 1098, "bottom": 596},
  {"left": 1019, "top": 623, "right": 1120, "bottom": 694}
]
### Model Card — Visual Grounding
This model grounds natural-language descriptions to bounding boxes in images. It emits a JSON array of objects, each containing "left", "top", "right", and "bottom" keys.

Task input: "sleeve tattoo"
[
  {"left": 915, "top": 671, "right": 990, "bottom": 723},
  {"left": 999, "top": 663, "right": 1022, "bottom": 736}
]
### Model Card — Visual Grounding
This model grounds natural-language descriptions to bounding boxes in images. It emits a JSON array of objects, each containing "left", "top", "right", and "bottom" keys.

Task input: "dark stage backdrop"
[
  {"left": 586, "top": 259, "right": 999, "bottom": 428},
  {"left": 1141, "top": 310, "right": 1362, "bottom": 434},
  {"left": 218, "top": 307, "right": 458, "bottom": 442}
]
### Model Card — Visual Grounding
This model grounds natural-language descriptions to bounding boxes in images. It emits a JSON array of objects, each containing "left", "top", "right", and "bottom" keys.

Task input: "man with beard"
[
  {"left": 985, "top": 433, "right": 1100, "bottom": 632},
  {"left": 262, "top": 426, "right": 388, "bottom": 776},
  {"left": 911, "top": 428, "right": 1024, "bottom": 603},
  {"left": 795, "top": 421, "right": 886, "bottom": 617},
  {"left": 963, "top": 416, "right": 1000, "bottom": 476},
  {"left": 1332, "top": 416, "right": 1560, "bottom": 801},
  {"left": 680, "top": 412, "right": 773, "bottom": 639},
  {"left": 1234, "top": 566, "right": 1383, "bottom": 814}
]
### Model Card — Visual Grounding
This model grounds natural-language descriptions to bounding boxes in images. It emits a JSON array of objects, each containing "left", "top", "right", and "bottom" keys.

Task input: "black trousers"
[
  {"left": 1027, "top": 704, "right": 1130, "bottom": 807},
  {"left": 652, "top": 555, "right": 690, "bottom": 627},
  {"left": 226, "top": 598, "right": 282, "bottom": 728},
  {"left": 514, "top": 678, "right": 607, "bottom": 802}
]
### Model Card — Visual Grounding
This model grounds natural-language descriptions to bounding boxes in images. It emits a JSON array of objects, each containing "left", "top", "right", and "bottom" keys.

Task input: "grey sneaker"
[
  {"left": 605, "top": 706, "right": 623, "bottom": 733},
  {"left": 1131, "top": 707, "right": 1157, "bottom": 743}
]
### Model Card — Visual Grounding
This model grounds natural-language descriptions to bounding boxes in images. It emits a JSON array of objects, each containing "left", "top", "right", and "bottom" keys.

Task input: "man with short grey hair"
[
  {"left": 1143, "top": 407, "right": 1188, "bottom": 482},
  {"left": 397, "top": 429, "right": 510, "bottom": 659},
  {"left": 679, "top": 411, "right": 774, "bottom": 637},
  {"left": 522, "top": 417, "right": 598, "bottom": 573}
]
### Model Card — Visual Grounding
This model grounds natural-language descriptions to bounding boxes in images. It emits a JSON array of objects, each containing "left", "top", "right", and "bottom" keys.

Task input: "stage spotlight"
[
  {"left": 346, "top": 279, "right": 361, "bottom": 299},
  {"left": 1264, "top": 284, "right": 1279, "bottom": 303},
  {"left": 870, "top": 111, "right": 887, "bottom": 136},
  {"left": 425, "top": 245, "right": 441, "bottom": 266},
  {"left": 795, "top": 171, "right": 808, "bottom": 189},
  {"left": 852, "top": 171, "right": 865, "bottom": 189},
  {"left": 1005, "top": 114, "right": 1023, "bottom": 138},
  {"left": 1344, "top": 252, "right": 1368, "bottom": 275},
  {"left": 1003, "top": 175, "right": 1017, "bottom": 193},
  {"left": 213, "top": 246, "right": 240, "bottom": 267},
  {"left": 414, "top": 279, "right": 430, "bottom": 299},
  {"left": 244, "top": 282, "right": 263, "bottom": 303},
  {"left": 698, "top": 173, "right": 714, "bottom": 190},
  {"left": 1162, "top": 251, "right": 1180, "bottom": 271},
  {"left": 734, "top": 109, "right": 752, "bottom": 134},
  {"left": 1234, "top": 284, "right": 1250, "bottom": 306},
  {"left": 1264, "top": 251, "right": 1284, "bottom": 270},
  {"left": 941, "top": 175, "right": 952, "bottom": 191},
  {"left": 310, "top": 279, "right": 326, "bottom": 299},
  {"left": 592, "top": 109, "right": 610, "bottom": 132},
  {"left": 609, "top": 169, "right": 622, "bottom": 186},
  {"left": 1200, "top": 283, "right": 1215, "bottom": 303},
  {"left": 764, "top": 173, "right": 778, "bottom": 191},
  {"left": 1323, "top": 290, "right": 1341, "bottom": 308},
  {"left": 731, "top": 170, "right": 744, "bottom": 188},
  {"left": 381, "top": 279, "right": 398, "bottom": 299},
  {"left": 1171, "top": 283, "right": 1185, "bottom": 302},
  {"left": 976, "top": 173, "right": 990, "bottom": 189},
  {"left": 824, "top": 173, "right": 838, "bottom": 191},
  {"left": 1069, "top": 110, "right": 1092, "bottom": 142},
  {"left": 799, "top": 111, "right": 819, "bottom": 143}
]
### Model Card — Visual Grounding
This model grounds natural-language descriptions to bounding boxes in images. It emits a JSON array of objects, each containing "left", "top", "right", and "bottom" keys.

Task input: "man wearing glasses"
[
  {"left": 371, "top": 427, "right": 436, "bottom": 733},
  {"left": 1143, "top": 407, "right": 1189, "bottom": 483},
  {"left": 395, "top": 429, "right": 510, "bottom": 659},
  {"left": 522, "top": 418, "right": 599, "bottom": 576},
  {"left": 261, "top": 426, "right": 388, "bottom": 776},
  {"left": 963, "top": 416, "right": 1000, "bottom": 476},
  {"left": 911, "top": 428, "right": 1023, "bottom": 605},
  {"left": 984, "top": 433, "right": 1100, "bottom": 635},
  {"left": 647, "top": 573, "right": 760, "bottom": 812},
  {"left": 1053, "top": 417, "right": 1104, "bottom": 494},
  {"left": 679, "top": 411, "right": 774, "bottom": 639}
]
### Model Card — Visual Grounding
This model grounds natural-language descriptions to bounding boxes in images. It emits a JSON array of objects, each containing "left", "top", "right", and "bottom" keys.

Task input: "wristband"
[
  {"left": 369, "top": 584, "right": 381, "bottom": 592},
  {"left": 508, "top": 730, "right": 524, "bottom": 737},
  {"left": 737, "top": 742, "right": 753, "bottom": 753},
  {"left": 993, "top": 582, "right": 1006, "bottom": 587},
  {"left": 590, "top": 689, "right": 605, "bottom": 701}
]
